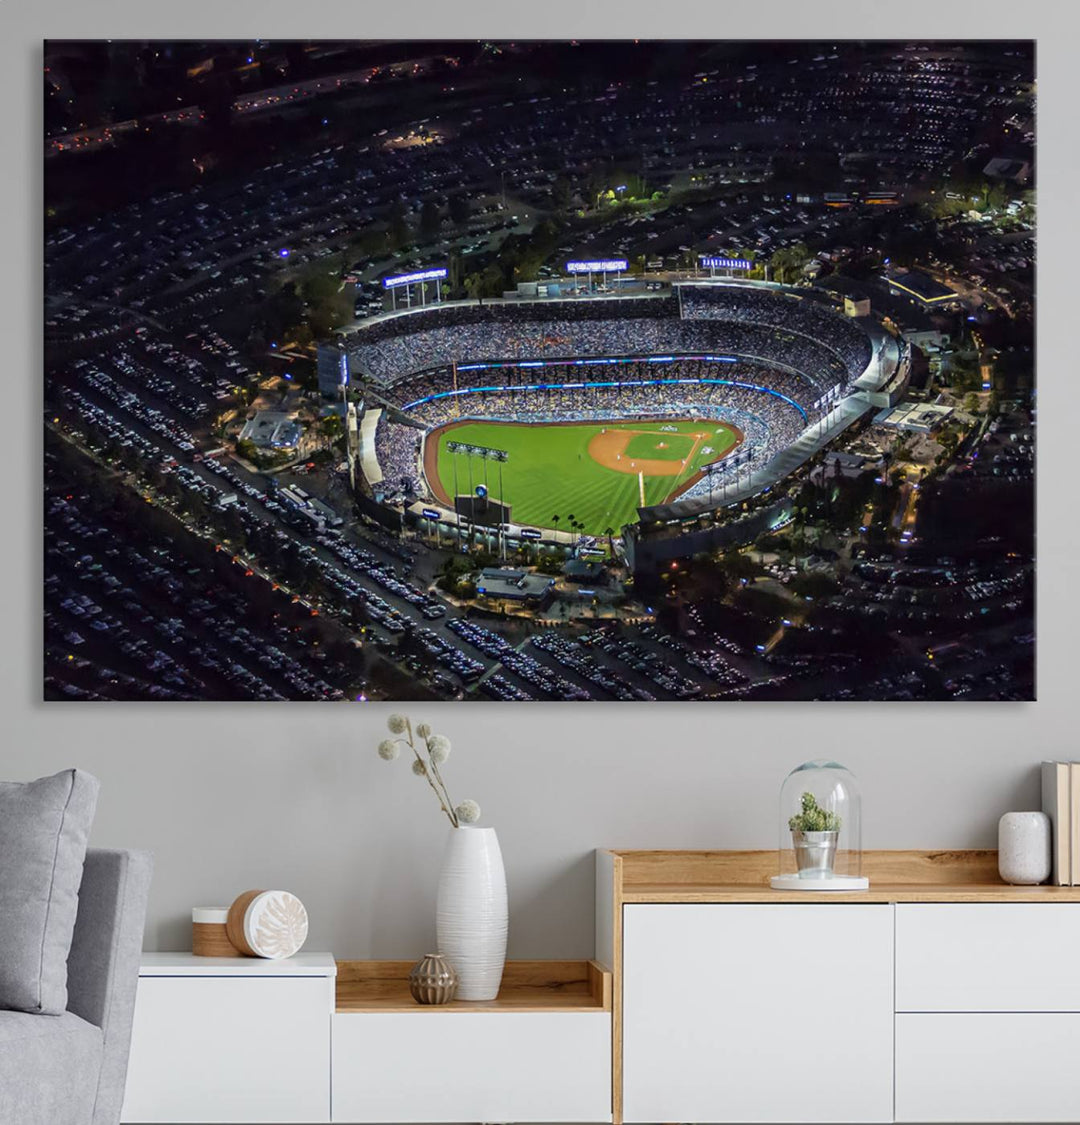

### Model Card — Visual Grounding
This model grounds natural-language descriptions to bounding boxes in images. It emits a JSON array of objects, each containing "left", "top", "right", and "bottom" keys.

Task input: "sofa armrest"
[{"left": 66, "top": 848, "right": 153, "bottom": 1125}]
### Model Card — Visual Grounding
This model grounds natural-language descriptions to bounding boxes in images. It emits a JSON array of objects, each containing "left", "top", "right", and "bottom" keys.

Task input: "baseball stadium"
[{"left": 346, "top": 281, "right": 906, "bottom": 550}]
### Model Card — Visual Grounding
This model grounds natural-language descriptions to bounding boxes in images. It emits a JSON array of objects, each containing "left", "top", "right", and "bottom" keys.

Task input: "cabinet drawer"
[
  {"left": 623, "top": 904, "right": 894, "bottom": 1123},
  {"left": 896, "top": 904, "right": 1080, "bottom": 1011},
  {"left": 121, "top": 976, "right": 332, "bottom": 1123},
  {"left": 896, "top": 1013, "right": 1080, "bottom": 1122},
  {"left": 332, "top": 1011, "right": 611, "bottom": 1123}
]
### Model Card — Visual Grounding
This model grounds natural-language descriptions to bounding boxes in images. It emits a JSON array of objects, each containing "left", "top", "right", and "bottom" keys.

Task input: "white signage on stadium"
[
  {"left": 383, "top": 267, "right": 448, "bottom": 289},
  {"left": 700, "top": 256, "right": 752, "bottom": 270},
  {"left": 565, "top": 259, "right": 628, "bottom": 273}
]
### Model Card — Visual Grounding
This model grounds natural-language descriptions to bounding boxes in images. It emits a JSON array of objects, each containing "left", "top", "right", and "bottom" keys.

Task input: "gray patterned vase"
[{"left": 408, "top": 952, "right": 459, "bottom": 1005}]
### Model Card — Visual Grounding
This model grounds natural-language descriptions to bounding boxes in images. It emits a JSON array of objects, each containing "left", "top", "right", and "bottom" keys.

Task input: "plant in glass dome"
[
  {"left": 788, "top": 792, "right": 842, "bottom": 877},
  {"left": 771, "top": 760, "right": 869, "bottom": 891}
]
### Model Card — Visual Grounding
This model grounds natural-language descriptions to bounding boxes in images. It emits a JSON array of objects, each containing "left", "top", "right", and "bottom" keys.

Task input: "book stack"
[{"left": 1041, "top": 761, "right": 1080, "bottom": 885}]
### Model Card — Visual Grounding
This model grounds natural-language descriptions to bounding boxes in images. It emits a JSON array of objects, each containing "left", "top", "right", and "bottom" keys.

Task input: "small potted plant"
[{"left": 788, "top": 792, "right": 842, "bottom": 877}]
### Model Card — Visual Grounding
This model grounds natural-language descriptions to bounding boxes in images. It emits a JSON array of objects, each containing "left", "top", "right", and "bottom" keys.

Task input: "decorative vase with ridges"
[
  {"left": 408, "top": 952, "right": 459, "bottom": 1005},
  {"left": 435, "top": 826, "right": 507, "bottom": 1001}
]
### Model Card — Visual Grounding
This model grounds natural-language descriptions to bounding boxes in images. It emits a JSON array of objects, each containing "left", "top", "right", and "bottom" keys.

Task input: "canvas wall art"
[{"left": 44, "top": 39, "right": 1035, "bottom": 700}]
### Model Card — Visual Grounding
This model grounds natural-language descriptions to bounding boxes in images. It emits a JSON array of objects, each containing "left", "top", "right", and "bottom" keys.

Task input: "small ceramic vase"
[
  {"left": 409, "top": 952, "right": 459, "bottom": 1005},
  {"left": 998, "top": 811, "right": 1052, "bottom": 885}
]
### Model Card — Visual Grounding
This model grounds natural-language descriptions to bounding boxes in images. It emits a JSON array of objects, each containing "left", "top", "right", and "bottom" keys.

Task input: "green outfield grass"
[{"left": 430, "top": 418, "right": 740, "bottom": 536}]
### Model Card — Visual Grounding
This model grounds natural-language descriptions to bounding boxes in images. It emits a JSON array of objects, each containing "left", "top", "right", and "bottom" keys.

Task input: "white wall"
[{"left": 4, "top": 1, "right": 1077, "bottom": 959}]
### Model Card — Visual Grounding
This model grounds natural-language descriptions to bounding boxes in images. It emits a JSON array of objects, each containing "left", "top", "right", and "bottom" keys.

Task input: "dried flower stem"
[
  {"left": 402, "top": 718, "right": 458, "bottom": 827},
  {"left": 425, "top": 744, "right": 458, "bottom": 828}
]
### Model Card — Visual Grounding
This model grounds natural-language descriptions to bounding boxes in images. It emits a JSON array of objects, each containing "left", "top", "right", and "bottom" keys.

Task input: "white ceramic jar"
[{"left": 998, "top": 811, "right": 1052, "bottom": 885}]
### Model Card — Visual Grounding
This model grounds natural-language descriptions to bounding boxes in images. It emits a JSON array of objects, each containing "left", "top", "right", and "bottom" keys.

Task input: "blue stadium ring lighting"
[
  {"left": 401, "top": 359, "right": 808, "bottom": 422},
  {"left": 454, "top": 354, "right": 738, "bottom": 373}
]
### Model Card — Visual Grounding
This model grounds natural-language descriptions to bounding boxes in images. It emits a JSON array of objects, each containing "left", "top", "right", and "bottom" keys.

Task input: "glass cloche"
[{"left": 771, "top": 760, "right": 868, "bottom": 891}]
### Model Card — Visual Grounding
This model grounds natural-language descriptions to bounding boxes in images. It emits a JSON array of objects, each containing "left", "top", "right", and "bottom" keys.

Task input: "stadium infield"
[{"left": 424, "top": 417, "right": 743, "bottom": 535}]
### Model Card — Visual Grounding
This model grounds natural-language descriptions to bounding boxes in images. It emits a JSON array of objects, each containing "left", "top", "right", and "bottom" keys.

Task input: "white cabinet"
[
  {"left": 622, "top": 904, "right": 894, "bottom": 1124},
  {"left": 894, "top": 905, "right": 1080, "bottom": 1124},
  {"left": 896, "top": 903, "right": 1080, "bottom": 1011},
  {"left": 120, "top": 953, "right": 335, "bottom": 1124},
  {"left": 896, "top": 1013, "right": 1080, "bottom": 1122},
  {"left": 333, "top": 1011, "right": 611, "bottom": 1123}
]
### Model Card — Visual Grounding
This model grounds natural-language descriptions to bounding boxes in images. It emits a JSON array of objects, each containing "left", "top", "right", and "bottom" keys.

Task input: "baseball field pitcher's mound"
[{"left": 589, "top": 425, "right": 721, "bottom": 477}]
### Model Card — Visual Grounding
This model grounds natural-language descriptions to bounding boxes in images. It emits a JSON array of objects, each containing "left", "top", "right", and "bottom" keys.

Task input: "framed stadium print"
[{"left": 44, "top": 39, "right": 1034, "bottom": 700}]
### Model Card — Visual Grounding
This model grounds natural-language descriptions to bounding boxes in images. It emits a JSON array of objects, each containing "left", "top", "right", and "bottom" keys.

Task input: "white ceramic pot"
[
  {"left": 436, "top": 826, "right": 507, "bottom": 1001},
  {"left": 998, "top": 811, "right": 1051, "bottom": 885}
]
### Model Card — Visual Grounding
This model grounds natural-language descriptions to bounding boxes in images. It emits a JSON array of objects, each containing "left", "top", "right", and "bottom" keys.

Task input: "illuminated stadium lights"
[
  {"left": 446, "top": 441, "right": 509, "bottom": 462},
  {"left": 700, "top": 256, "right": 752, "bottom": 270},
  {"left": 383, "top": 266, "right": 448, "bottom": 311},
  {"left": 382, "top": 267, "right": 449, "bottom": 289},
  {"left": 565, "top": 259, "right": 628, "bottom": 273}
]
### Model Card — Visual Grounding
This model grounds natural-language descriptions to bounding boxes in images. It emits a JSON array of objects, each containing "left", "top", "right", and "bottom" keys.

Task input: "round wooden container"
[
  {"left": 225, "top": 890, "right": 265, "bottom": 957},
  {"left": 192, "top": 907, "right": 239, "bottom": 957},
  {"left": 226, "top": 889, "right": 309, "bottom": 959}
]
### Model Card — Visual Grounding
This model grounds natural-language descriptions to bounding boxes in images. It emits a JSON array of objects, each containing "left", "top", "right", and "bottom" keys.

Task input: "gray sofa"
[{"left": 0, "top": 848, "right": 153, "bottom": 1125}]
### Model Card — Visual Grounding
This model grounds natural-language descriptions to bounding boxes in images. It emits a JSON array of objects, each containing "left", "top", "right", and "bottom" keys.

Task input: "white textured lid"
[
  {"left": 192, "top": 906, "right": 230, "bottom": 924},
  {"left": 242, "top": 890, "right": 309, "bottom": 959}
]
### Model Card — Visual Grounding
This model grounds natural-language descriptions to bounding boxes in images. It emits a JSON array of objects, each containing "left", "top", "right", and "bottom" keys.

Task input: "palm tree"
[
  {"left": 566, "top": 513, "right": 576, "bottom": 550},
  {"left": 604, "top": 525, "right": 616, "bottom": 557},
  {"left": 463, "top": 273, "right": 483, "bottom": 302}
]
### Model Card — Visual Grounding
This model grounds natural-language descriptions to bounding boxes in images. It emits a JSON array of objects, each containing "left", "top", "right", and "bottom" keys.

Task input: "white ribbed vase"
[{"left": 435, "top": 826, "right": 507, "bottom": 1001}]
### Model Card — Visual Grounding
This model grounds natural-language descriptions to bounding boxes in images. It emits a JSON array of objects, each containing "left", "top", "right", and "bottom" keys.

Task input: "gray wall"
[{"left": 4, "top": 1, "right": 1077, "bottom": 960}]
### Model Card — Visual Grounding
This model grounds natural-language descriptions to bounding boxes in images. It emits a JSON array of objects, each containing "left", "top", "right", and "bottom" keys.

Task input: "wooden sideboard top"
[
  {"left": 335, "top": 959, "right": 612, "bottom": 1013},
  {"left": 601, "top": 849, "right": 1080, "bottom": 903}
]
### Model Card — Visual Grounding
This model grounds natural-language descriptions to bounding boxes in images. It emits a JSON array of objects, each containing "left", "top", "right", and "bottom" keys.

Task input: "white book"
[
  {"left": 1071, "top": 763, "right": 1080, "bottom": 887},
  {"left": 1041, "top": 761, "right": 1070, "bottom": 886}
]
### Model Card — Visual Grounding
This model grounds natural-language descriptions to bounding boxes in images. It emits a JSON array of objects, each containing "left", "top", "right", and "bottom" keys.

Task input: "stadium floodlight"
[
  {"left": 699, "top": 256, "right": 752, "bottom": 270},
  {"left": 446, "top": 441, "right": 508, "bottom": 463},
  {"left": 382, "top": 267, "right": 448, "bottom": 289},
  {"left": 565, "top": 259, "right": 628, "bottom": 273}
]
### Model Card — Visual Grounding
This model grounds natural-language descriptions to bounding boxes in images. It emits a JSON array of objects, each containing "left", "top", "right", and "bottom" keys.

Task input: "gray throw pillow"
[{"left": 0, "top": 769, "right": 99, "bottom": 1014}]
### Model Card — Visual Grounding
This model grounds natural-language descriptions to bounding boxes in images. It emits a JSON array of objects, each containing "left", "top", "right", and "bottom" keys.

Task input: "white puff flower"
[
  {"left": 454, "top": 799, "right": 481, "bottom": 824},
  {"left": 387, "top": 713, "right": 409, "bottom": 735},
  {"left": 411, "top": 759, "right": 427, "bottom": 777},
  {"left": 428, "top": 734, "right": 451, "bottom": 764},
  {"left": 416, "top": 722, "right": 432, "bottom": 738},
  {"left": 377, "top": 739, "right": 399, "bottom": 761}
]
